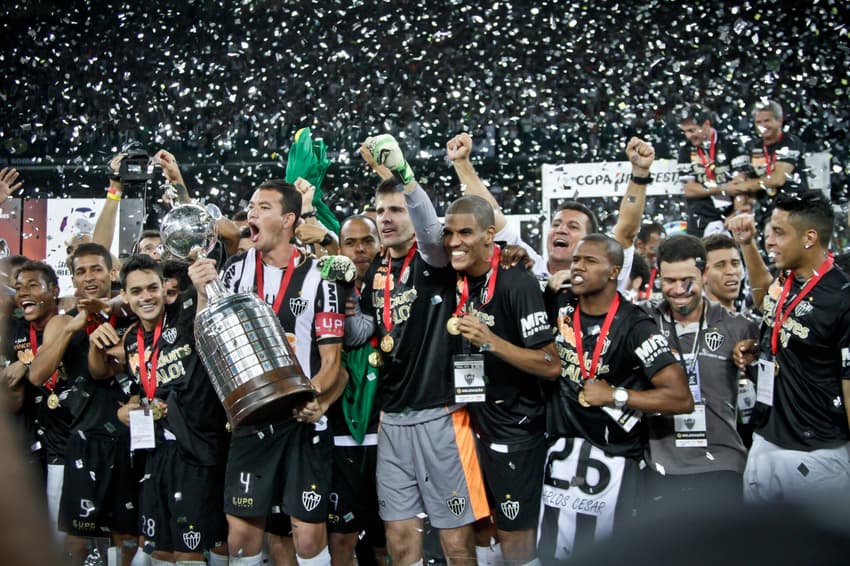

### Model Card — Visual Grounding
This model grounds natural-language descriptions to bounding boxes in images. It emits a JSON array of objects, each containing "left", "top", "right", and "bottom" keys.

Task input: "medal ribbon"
[
  {"left": 382, "top": 243, "right": 417, "bottom": 332},
  {"left": 86, "top": 314, "right": 116, "bottom": 335},
  {"left": 29, "top": 324, "right": 58, "bottom": 392},
  {"left": 696, "top": 130, "right": 717, "bottom": 181},
  {"left": 256, "top": 248, "right": 299, "bottom": 315},
  {"left": 453, "top": 245, "right": 501, "bottom": 317},
  {"left": 574, "top": 293, "right": 621, "bottom": 382},
  {"left": 763, "top": 132, "right": 783, "bottom": 176},
  {"left": 771, "top": 254, "right": 833, "bottom": 355},
  {"left": 137, "top": 317, "right": 164, "bottom": 403},
  {"left": 640, "top": 266, "right": 657, "bottom": 300}
]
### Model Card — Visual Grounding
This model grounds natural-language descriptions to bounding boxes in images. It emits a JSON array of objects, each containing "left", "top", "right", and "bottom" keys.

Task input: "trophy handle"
[{"left": 205, "top": 279, "right": 227, "bottom": 302}]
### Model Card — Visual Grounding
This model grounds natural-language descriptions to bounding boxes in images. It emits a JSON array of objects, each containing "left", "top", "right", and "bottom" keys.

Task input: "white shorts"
[
  {"left": 744, "top": 433, "right": 850, "bottom": 503},
  {"left": 47, "top": 463, "right": 65, "bottom": 544}
]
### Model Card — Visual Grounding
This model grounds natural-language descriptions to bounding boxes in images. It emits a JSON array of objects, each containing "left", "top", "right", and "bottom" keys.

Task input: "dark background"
[{"left": 1, "top": 0, "right": 848, "bottom": 229}]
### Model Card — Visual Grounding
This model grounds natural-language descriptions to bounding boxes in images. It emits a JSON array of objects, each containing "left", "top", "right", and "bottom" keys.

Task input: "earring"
[{"left": 805, "top": 243, "right": 812, "bottom": 249}]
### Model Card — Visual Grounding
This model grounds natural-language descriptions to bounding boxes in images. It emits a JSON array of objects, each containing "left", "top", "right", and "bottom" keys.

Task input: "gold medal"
[
  {"left": 380, "top": 335, "right": 394, "bottom": 353},
  {"left": 368, "top": 351, "right": 383, "bottom": 367},
  {"left": 46, "top": 393, "right": 60, "bottom": 410},
  {"left": 151, "top": 401, "right": 164, "bottom": 421},
  {"left": 577, "top": 390, "right": 591, "bottom": 408},
  {"left": 446, "top": 316, "right": 461, "bottom": 336}
]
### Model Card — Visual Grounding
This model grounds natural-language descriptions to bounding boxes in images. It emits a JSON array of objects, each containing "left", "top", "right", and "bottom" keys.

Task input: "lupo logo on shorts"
[
  {"left": 302, "top": 489, "right": 322, "bottom": 512},
  {"left": 446, "top": 495, "right": 466, "bottom": 517}
]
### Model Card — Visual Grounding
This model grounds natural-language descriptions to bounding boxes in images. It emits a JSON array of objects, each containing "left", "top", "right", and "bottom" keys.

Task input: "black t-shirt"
[
  {"left": 361, "top": 250, "right": 460, "bottom": 413},
  {"left": 6, "top": 317, "right": 73, "bottom": 463},
  {"left": 124, "top": 301, "right": 228, "bottom": 466},
  {"left": 546, "top": 292, "right": 679, "bottom": 459},
  {"left": 64, "top": 310, "right": 134, "bottom": 440},
  {"left": 756, "top": 268, "right": 850, "bottom": 451},
  {"left": 465, "top": 265, "right": 552, "bottom": 444},
  {"left": 677, "top": 133, "right": 742, "bottom": 235},
  {"left": 743, "top": 132, "right": 809, "bottom": 227}
]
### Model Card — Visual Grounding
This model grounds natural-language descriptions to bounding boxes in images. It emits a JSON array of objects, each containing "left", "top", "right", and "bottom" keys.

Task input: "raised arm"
[
  {"left": 726, "top": 213, "right": 772, "bottom": 309},
  {"left": 29, "top": 312, "right": 86, "bottom": 387},
  {"left": 155, "top": 149, "right": 192, "bottom": 204},
  {"left": 447, "top": 133, "right": 507, "bottom": 233},
  {"left": 92, "top": 155, "right": 123, "bottom": 249},
  {"left": 0, "top": 167, "right": 22, "bottom": 206},
  {"left": 612, "top": 137, "right": 654, "bottom": 248},
  {"left": 363, "top": 135, "right": 448, "bottom": 267}
]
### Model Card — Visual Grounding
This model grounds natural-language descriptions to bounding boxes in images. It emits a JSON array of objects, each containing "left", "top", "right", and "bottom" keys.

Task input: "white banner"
[{"left": 45, "top": 199, "right": 123, "bottom": 296}]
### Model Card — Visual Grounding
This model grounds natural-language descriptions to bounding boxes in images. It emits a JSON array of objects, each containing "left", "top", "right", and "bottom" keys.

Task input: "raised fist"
[{"left": 364, "top": 134, "right": 415, "bottom": 185}]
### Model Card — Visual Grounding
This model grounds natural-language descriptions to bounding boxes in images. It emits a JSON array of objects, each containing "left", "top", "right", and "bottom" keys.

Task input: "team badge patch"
[
  {"left": 446, "top": 495, "right": 466, "bottom": 517},
  {"left": 182, "top": 528, "right": 201, "bottom": 551},
  {"left": 704, "top": 331, "right": 723, "bottom": 352},
  {"left": 290, "top": 297, "right": 308, "bottom": 317},
  {"left": 794, "top": 300, "right": 813, "bottom": 318},
  {"left": 302, "top": 489, "right": 322, "bottom": 512},
  {"left": 500, "top": 498, "right": 519, "bottom": 521},
  {"left": 161, "top": 327, "right": 177, "bottom": 345}
]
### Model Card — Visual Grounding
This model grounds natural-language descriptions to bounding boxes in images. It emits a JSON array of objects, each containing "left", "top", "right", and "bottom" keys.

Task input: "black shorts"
[
  {"left": 477, "top": 437, "right": 546, "bottom": 531},
  {"left": 140, "top": 442, "right": 227, "bottom": 554},
  {"left": 223, "top": 417, "right": 333, "bottom": 523},
  {"left": 59, "top": 434, "right": 139, "bottom": 537},
  {"left": 328, "top": 443, "right": 380, "bottom": 534}
]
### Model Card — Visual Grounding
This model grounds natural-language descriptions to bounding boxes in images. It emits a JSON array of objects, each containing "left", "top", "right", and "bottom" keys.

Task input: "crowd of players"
[{"left": 1, "top": 97, "right": 849, "bottom": 566}]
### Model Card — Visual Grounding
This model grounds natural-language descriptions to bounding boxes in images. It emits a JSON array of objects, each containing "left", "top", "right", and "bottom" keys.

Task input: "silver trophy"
[{"left": 160, "top": 203, "right": 315, "bottom": 428}]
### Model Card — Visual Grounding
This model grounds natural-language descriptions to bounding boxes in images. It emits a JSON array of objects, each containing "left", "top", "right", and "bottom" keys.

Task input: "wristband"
[
  {"left": 630, "top": 175, "right": 653, "bottom": 185},
  {"left": 301, "top": 210, "right": 317, "bottom": 219},
  {"left": 106, "top": 187, "right": 123, "bottom": 201}
]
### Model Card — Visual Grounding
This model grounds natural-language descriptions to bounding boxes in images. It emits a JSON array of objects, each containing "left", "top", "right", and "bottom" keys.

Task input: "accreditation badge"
[
  {"left": 674, "top": 402, "right": 708, "bottom": 447},
  {"left": 453, "top": 354, "right": 486, "bottom": 403},
  {"left": 756, "top": 357, "right": 775, "bottom": 407}
]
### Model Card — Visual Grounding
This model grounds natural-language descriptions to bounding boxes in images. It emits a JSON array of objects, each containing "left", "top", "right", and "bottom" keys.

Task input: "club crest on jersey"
[
  {"left": 182, "top": 528, "right": 201, "bottom": 551},
  {"left": 302, "top": 489, "right": 322, "bottom": 512},
  {"left": 446, "top": 495, "right": 466, "bottom": 517},
  {"left": 794, "top": 300, "right": 813, "bottom": 318},
  {"left": 500, "top": 498, "right": 519, "bottom": 521},
  {"left": 704, "top": 331, "right": 723, "bottom": 352},
  {"left": 161, "top": 327, "right": 178, "bottom": 345},
  {"left": 290, "top": 297, "right": 308, "bottom": 317}
]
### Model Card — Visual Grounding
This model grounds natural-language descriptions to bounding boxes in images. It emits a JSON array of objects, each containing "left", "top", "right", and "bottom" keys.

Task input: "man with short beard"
[{"left": 643, "top": 235, "right": 756, "bottom": 508}]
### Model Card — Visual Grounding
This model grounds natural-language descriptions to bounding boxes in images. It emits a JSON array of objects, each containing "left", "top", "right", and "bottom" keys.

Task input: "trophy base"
[{"left": 223, "top": 367, "right": 316, "bottom": 429}]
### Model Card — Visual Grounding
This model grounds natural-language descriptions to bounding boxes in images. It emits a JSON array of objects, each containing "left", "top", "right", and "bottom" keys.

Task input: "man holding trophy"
[{"left": 189, "top": 179, "right": 345, "bottom": 566}]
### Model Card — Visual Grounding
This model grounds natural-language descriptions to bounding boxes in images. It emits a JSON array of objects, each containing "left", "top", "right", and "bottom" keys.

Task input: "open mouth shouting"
[{"left": 248, "top": 221, "right": 261, "bottom": 243}]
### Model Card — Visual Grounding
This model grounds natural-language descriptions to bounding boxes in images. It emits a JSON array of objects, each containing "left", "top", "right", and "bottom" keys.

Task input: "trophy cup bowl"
[{"left": 160, "top": 203, "right": 316, "bottom": 428}]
